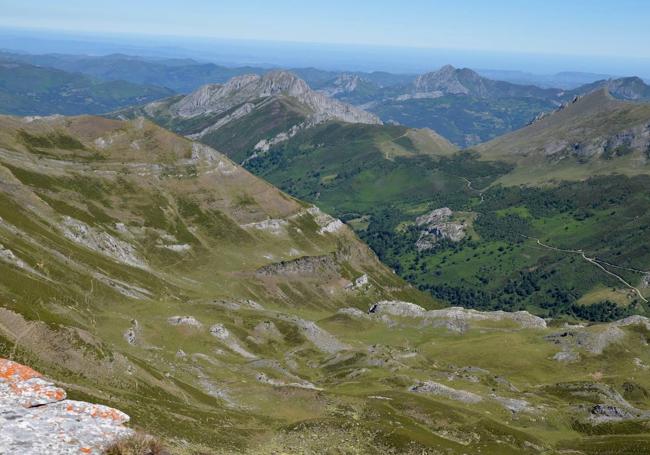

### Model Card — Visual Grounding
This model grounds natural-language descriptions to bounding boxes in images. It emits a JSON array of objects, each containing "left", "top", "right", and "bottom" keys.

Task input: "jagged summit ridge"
[
  {"left": 571, "top": 76, "right": 650, "bottom": 101},
  {"left": 404, "top": 64, "right": 563, "bottom": 103},
  {"left": 172, "top": 70, "right": 381, "bottom": 125},
  {"left": 413, "top": 64, "right": 483, "bottom": 96}
]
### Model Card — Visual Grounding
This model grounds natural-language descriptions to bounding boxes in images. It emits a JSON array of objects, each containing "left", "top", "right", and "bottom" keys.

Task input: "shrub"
[{"left": 104, "top": 433, "right": 167, "bottom": 455}]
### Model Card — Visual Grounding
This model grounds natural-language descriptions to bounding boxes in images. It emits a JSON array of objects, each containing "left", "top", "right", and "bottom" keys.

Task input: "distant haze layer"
[{"left": 1, "top": 27, "right": 650, "bottom": 79}]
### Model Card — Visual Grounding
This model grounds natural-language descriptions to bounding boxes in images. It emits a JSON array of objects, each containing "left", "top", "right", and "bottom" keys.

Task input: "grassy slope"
[
  {"left": 120, "top": 84, "right": 650, "bottom": 322},
  {"left": 117, "top": 95, "right": 311, "bottom": 164},
  {"left": 246, "top": 122, "right": 462, "bottom": 216},
  {"left": 0, "top": 114, "right": 429, "bottom": 451},
  {"left": 476, "top": 89, "right": 650, "bottom": 185},
  {"left": 201, "top": 97, "right": 310, "bottom": 163},
  {"left": 1, "top": 116, "right": 650, "bottom": 453},
  {"left": 370, "top": 94, "right": 559, "bottom": 147}
]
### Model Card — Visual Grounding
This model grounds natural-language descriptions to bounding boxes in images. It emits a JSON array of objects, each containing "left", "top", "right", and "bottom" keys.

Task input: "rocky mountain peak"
[
  {"left": 603, "top": 76, "right": 650, "bottom": 100},
  {"left": 413, "top": 64, "right": 480, "bottom": 96},
  {"left": 257, "top": 70, "right": 311, "bottom": 97},
  {"left": 437, "top": 64, "right": 458, "bottom": 76},
  {"left": 332, "top": 73, "right": 361, "bottom": 91},
  {"left": 171, "top": 70, "right": 381, "bottom": 125}
]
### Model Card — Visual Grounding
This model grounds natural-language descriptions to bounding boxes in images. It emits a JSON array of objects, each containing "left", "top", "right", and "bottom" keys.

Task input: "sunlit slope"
[
  {"left": 476, "top": 89, "right": 650, "bottom": 185},
  {"left": 0, "top": 114, "right": 431, "bottom": 448},
  {"left": 0, "top": 115, "right": 650, "bottom": 454},
  {"left": 246, "top": 122, "right": 461, "bottom": 216}
]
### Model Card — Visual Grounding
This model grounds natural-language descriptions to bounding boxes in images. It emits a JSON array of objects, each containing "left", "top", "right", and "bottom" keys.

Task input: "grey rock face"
[
  {"left": 337, "top": 307, "right": 370, "bottom": 319},
  {"left": 550, "top": 122, "right": 650, "bottom": 160},
  {"left": 279, "top": 315, "right": 350, "bottom": 354},
  {"left": 553, "top": 349, "right": 580, "bottom": 363},
  {"left": 172, "top": 71, "right": 381, "bottom": 125},
  {"left": 368, "top": 301, "right": 547, "bottom": 332},
  {"left": 414, "top": 208, "right": 465, "bottom": 251},
  {"left": 256, "top": 254, "right": 338, "bottom": 276},
  {"left": 415, "top": 207, "right": 453, "bottom": 226},
  {"left": 210, "top": 323, "right": 257, "bottom": 359},
  {"left": 0, "top": 358, "right": 132, "bottom": 455},
  {"left": 60, "top": 216, "right": 146, "bottom": 269},
  {"left": 317, "top": 74, "right": 361, "bottom": 97},
  {"left": 545, "top": 321, "right": 637, "bottom": 356},
  {"left": 590, "top": 404, "right": 635, "bottom": 422},
  {"left": 616, "top": 315, "right": 650, "bottom": 331},
  {"left": 410, "top": 381, "right": 483, "bottom": 404},
  {"left": 369, "top": 301, "right": 427, "bottom": 318},
  {"left": 167, "top": 315, "right": 202, "bottom": 327},
  {"left": 492, "top": 395, "right": 534, "bottom": 413},
  {"left": 123, "top": 320, "right": 139, "bottom": 345}
]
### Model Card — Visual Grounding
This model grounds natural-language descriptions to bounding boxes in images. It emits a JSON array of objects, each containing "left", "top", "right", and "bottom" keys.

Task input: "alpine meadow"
[{"left": 1, "top": 2, "right": 650, "bottom": 454}]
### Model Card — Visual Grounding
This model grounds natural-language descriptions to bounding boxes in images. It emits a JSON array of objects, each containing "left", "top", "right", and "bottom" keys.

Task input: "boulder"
[
  {"left": 0, "top": 358, "right": 132, "bottom": 454},
  {"left": 409, "top": 381, "right": 483, "bottom": 404}
]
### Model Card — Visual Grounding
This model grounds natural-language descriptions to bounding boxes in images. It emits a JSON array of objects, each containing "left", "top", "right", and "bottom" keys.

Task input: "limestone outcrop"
[
  {"left": 172, "top": 71, "right": 381, "bottom": 125},
  {"left": 369, "top": 301, "right": 547, "bottom": 332},
  {"left": 414, "top": 207, "right": 466, "bottom": 251},
  {"left": 0, "top": 358, "right": 132, "bottom": 454}
]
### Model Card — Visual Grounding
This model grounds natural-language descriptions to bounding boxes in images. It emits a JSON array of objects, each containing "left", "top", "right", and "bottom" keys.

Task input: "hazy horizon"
[
  {"left": 3, "top": 1, "right": 649, "bottom": 56},
  {"left": 2, "top": 26, "right": 650, "bottom": 79},
  {"left": 3, "top": 0, "right": 650, "bottom": 78}
]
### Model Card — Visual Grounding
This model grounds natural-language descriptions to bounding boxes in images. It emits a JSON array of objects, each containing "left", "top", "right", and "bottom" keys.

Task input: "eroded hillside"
[{"left": 1, "top": 115, "right": 650, "bottom": 454}]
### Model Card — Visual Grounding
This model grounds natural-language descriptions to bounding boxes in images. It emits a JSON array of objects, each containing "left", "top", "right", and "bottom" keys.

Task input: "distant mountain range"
[
  {"left": 117, "top": 71, "right": 381, "bottom": 163},
  {"left": 125, "top": 68, "right": 650, "bottom": 324},
  {"left": 0, "top": 51, "right": 415, "bottom": 94},
  {"left": 321, "top": 65, "right": 650, "bottom": 147},
  {"left": 3, "top": 50, "right": 650, "bottom": 147},
  {"left": 474, "top": 69, "right": 619, "bottom": 89},
  {"left": 0, "top": 59, "right": 173, "bottom": 116}
]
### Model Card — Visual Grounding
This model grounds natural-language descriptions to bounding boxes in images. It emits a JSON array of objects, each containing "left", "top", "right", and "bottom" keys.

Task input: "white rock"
[
  {"left": 168, "top": 316, "right": 202, "bottom": 327},
  {"left": 410, "top": 381, "right": 483, "bottom": 404}
]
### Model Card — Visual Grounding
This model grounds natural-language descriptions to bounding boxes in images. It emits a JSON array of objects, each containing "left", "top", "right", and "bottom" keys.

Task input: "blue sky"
[{"left": 1, "top": 0, "right": 649, "bottom": 58}]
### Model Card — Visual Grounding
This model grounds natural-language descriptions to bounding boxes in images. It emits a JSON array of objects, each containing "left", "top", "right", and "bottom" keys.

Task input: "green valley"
[
  {"left": 4, "top": 5, "right": 650, "bottom": 455},
  {"left": 129, "top": 75, "right": 650, "bottom": 322},
  {"left": 1, "top": 74, "right": 650, "bottom": 455},
  {"left": 4, "top": 113, "right": 650, "bottom": 454}
]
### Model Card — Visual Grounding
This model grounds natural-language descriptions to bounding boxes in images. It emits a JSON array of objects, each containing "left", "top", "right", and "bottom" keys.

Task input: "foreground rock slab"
[{"left": 0, "top": 358, "right": 132, "bottom": 455}]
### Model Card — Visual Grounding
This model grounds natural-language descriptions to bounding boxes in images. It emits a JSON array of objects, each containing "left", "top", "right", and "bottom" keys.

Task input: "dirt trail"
[
  {"left": 461, "top": 177, "right": 485, "bottom": 204},
  {"left": 523, "top": 235, "right": 648, "bottom": 303}
]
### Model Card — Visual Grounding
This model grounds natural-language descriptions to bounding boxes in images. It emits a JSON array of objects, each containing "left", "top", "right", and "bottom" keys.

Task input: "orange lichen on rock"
[
  {"left": 9, "top": 377, "right": 67, "bottom": 407},
  {"left": 0, "top": 358, "right": 43, "bottom": 382},
  {"left": 64, "top": 401, "right": 131, "bottom": 424},
  {"left": 1, "top": 358, "right": 133, "bottom": 454}
]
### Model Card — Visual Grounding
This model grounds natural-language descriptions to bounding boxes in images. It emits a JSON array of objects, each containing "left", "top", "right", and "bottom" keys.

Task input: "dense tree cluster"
[
  {"left": 570, "top": 300, "right": 635, "bottom": 322},
  {"left": 250, "top": 138, "right": 650, "bottom": 323}
]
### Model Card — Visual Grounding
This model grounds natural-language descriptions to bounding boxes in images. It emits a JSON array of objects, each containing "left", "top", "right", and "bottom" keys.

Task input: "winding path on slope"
[
  {"left": 460, "top": 177, "right": 486, "bottom": 204},
  {"left": 522, "top": 235, "right": 648, "bottom": 303}
]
